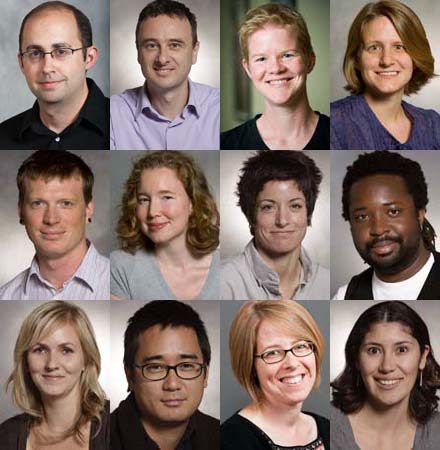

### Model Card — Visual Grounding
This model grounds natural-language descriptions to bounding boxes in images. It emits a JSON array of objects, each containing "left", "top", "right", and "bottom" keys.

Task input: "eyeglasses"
[
  {"left": 135, "top": 362, "right": 206, "bottom": 381},
  {"left": 20, "top": 47, "right": 88, "bottom": 63},
  {"left": 255, "top": 341, "right": 315, "bottom": 364}
]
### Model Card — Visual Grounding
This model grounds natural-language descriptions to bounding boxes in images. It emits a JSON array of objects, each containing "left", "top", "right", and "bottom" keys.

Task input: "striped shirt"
[{"left": 0, "top": 243, "right": 109, "bottom": 300}]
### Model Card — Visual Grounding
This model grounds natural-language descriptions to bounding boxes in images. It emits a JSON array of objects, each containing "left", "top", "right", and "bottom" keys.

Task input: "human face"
[
  {"left": 254, "top": 180, "right": 308, "bottom": 259},
  {"left": 18, "top": 9, "right": 97, "bottom": 107},
  {"left": 137, "top": 15, "right": 199, "bottom": 94},
  {"left": 136, "top": 167, "right": 192, "bottom": 247},
  {"left": 243, "top": 24, "right": 314, "bottom": 107},
  {"left": 254, "top": 320, "right": 316, "bottom": 408},
  {"left": 358, "top": 321, "right": 429, "bottom": 410},
  {"left": 19, "top": 176, "right": 92, "bottom": 261},
  {"left": 126, "top": 325, "right": 208, "bottom": 426},
  {"left": 348, "top": 174, "right": 424, "bottom": 276},
  {"left": 27, "top": 323, "right": 85, "bottom": 402},
  {"left": 359, "top": 16, "right": 413, "bottom": 99}
]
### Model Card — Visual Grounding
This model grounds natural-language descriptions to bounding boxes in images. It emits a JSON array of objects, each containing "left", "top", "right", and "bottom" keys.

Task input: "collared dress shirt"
[
  {"left": 220, "top": 240, "right": 330, "bottom": 300},
  {"left": 110, "top": 79, "right": 219, "bottom": 150},
  {"left": 0, "top": 243, "right": 110, "bottom": 300},
  {"left": 330, "top": 95, "right": 440, "bottom": 150},
  {"left": 0, "top": 78, "right": 109, "bottom": 150}
]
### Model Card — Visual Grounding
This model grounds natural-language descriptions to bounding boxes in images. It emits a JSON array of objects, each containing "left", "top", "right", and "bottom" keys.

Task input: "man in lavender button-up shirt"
[{"left": 110, "top": 0, "right": 219, "bottom": 150}]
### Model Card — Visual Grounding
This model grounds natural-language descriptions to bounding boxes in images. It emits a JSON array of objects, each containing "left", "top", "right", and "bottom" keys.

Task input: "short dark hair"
[
  {"left": 135, "top": 0, "right": 198, "bottom": 49},
  {"left": 331, "top": 301, "right": 440, "bottom": 424},
  {"left": 17, "top": 150, "right": 94, "bottom": 206},
  {"left": 19, "top": 1, "right": 93, "bottom": 60},
  {"left": 342, "top": 151, "right": 436, "bottom": 252},
  {"left": 123, "top": 301, "right": 211, "bottom": 372},
  {"left": 237, "top": 151, "right": 322, "bottom": 232}
]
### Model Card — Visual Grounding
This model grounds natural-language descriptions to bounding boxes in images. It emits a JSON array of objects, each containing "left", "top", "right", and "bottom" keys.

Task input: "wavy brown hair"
[{"left": 116, "top": 151, "right": 219, "bottom": 256}]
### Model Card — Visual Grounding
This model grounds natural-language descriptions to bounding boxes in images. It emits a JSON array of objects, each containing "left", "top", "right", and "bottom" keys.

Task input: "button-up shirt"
[
  {"left": 0, "top": 78, "right": 109, "bottom": 150},
  {"left": 0, "top": 243, "right": 110, "bottom": 300},
  {"left": 110, "top": 79, "right": 219, "bottom": 150}
]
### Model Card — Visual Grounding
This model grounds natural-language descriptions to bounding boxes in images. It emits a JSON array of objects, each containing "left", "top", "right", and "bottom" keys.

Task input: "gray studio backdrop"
[
  {"left": 110, "top": 150, "right": 220, "bottom": 252},
  {"left": 220, "top": 150, "right": 330, "bottom": 270},
  {"left": 109, "top": 300, "right": 220, "bottom": 419},
  {"left": 220, "top": 300, "right": 330, "bottom": 422},
  {"left": 110, "top": 0, "right": 220, "bottom": 95},
  {"left": 330, "top": 300, "right": 440, "bottom": 394},
  {"left": 0, "top": 0, "right": 110, "bottom": 123},
  {"left": 330, "top": 0, "right": 440, "bottom": 112},
  {"left": 0, "top": 150, "right": 111, "bottom": 287},
  {"left": 330, "top": 150, "right": 440, "bottom": 297},
  {"left": 0, "top": 301, "right": 110, "bottom": 423}
]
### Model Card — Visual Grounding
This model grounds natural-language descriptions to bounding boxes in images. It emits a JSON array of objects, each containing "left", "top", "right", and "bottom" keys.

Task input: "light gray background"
[
  {"left": 0, "top": 300, "right": 110, "bottom": 423},
  {"left": 330, "top": 0, "right": 440, "bottom": 112},
  {"left": 330, "top": 300, "right": 440, "bottom": 395},
  {"left": 110, "top": 150, "right": 220, "bottom": 252},
  {"left": 220, "top": 150, "right": 330, "bottom": 270},
  {"left": 0, "top": 150, "right": 111, "bottom": 287},
  {"left": 220, "top": 300, "right": 330, "bottom": 422},
  {"left": 109, "top": 300, "right": 220, "bottom": 419},
  {"left": 0, "top": 0, "right": 110, "bottom": 123},
  {"left": 110, "top": 0, "right": 220, "bottom": 95},
  {"left": 330, "top": 150, "right": 440, "bottom": 296}
]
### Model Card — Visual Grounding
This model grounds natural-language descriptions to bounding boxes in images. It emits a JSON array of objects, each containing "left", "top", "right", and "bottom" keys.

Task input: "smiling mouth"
[
  {"left": 41, "top": 231, "right": 65, "bottom": 240},
  {"left": 280, "top": 374, "right": 305, "bottom": 385},
  {"left": 42, "top": 375, "right": 64, "bottom": 381},
  {"left": 375, "top": 378, "right": 403, "bottom": 388},
  {"left": 375, "top": 71, "right": 399, "bottom": 77},
  {"left": 266, "top": 77, "right": 293, "bottom": 86},
  {"left": 148, "top": 222, "right": 168, "bottom": 231},
  {"left": 369, "top": 240, "right": 398, "bottom": 256},
  {"left": 154, "top": 68, "right": 174, "bottom": 74}
]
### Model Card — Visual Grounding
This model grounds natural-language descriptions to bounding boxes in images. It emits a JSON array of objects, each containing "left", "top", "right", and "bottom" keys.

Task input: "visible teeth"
[
  {"left": 377, "top": 71, "right": 398, "bottom": 76},
  {"left": 282, "top": 374, "right": 303, "bottom": 384},
  {"left": 269, "top": 79, "right": 288, "bottom": 85},
  {"left": 378, "top": 379, "right": 400, "bottom": 385}
]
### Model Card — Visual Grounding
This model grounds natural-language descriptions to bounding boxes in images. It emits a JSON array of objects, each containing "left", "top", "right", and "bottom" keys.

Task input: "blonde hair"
[
  {"left": 6, "top": 301, "right": 106, "bottom": 443},
  {"left": 229, "top": 301, "right": 324, "bottom": 402},
  {"left": 343, "top": 0, "right": 434, "bottom": 95},
  {"left": 239, "top": 3, "right": 314, "bottom": 65}
]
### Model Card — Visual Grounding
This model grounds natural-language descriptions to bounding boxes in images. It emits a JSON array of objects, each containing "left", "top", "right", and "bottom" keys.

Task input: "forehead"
[
  {"left": 138, "top": 14, "right": 192, "bottom": 40},
  {"left": 23, "top": 175, "right": 84, "bottom": 198},
  {"left": 256, "top": 318, "right": 300, "bottom": 349},
  {"left": 138, "top": 167, "right": 186, "bottom": 192},
  {"left": 257, "top": 179, "right": 304, "bottom": 200},
  {"left": 363, "top": 321, "right": 415, "bottom": 344},
  {"left": 248, "top": 24, "right": 297, "bottom": 54},
  {"left": 34, "top": 321, "right": 81, "bottom": 345},
  {"left": 362, "top": 15, "right": 400, "bottom": 42},
  {"left": 22, "top": 8, "right": 81, "bottom": 48}
]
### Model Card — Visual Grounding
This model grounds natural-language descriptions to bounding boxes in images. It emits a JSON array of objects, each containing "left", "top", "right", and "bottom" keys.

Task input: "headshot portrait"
[
  {"left": 110, "top": 150, "right": 219, "bottom": 300},
  {"left": 110, "top": 300, "right": 219, "bottom": 450},
  {"left": 331, "top": 150, "right": 440, "bottom": 300},
  {"left": 221, "top": 300, "right": 330, "bottom": 450},
  {"left": 0, "top": 0, "right": 110, "bottom": 150},
  {"left": 220, "top": 150, "right": 330, "bottom": 300},
  {"left": 110, "top": 0, "right": 220, "bottom": 150},
  {"left": 0, "top": 300, "right": 110, "bottom": 450},
  {"left": 330, "top": 0, "right": 440, "bottom": 150},
  {"left": 0, "top": 150, "right": 110, "bottom": 301},
  {"left": 330, "top": 301, "right": 440, "bottom": 449},
  {"left": 220, "top": 0, "right": 330, "bottom": 150}
]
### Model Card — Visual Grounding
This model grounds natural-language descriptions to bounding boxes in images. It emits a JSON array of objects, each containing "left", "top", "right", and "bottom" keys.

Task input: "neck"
[
  {"left": 141, "top": 417, "right": 189, "bottom": 450},
  {"left": 257, "top": 243, "right": 302, "bottom": 284},
  {"left": 41, "top": 389, "right": 81, "bottom": 433},
  {"left": 36, "top": 240, "right": 89, "bottom": 289},
  {"left": 39, "top": 79, "right": 89, "bottom": 134},
  {"left": 363, "top": 91, "right": 404, "bottom": 121},
  {"left": 154, "top": 238, "right": 197, "bottom": 268},
  {"left": 146, "top": 81, "right": 189, "bottom": 120}
]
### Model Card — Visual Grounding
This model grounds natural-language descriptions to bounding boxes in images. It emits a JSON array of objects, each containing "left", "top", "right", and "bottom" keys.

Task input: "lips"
[
  {"left": 40, "top": 231, "right": 65, "bottom": 240},
  {"left": 38, "top": 80, "right": 64, "bottom": 88},
  {"left": 154, "top": 67, "right": 174, "bottom": 75},
  {"left": 375, "top": 377, "right": 403, "bottom": 389},
  {"left": 148, "top": 222, "right": 168, "bottom": 232},
  {"left": 42, "top": 374, "right": 64, "bottom": 381},
  {"left": 161, "top": 398, "right": 185, "bottom": 407},
  {"left": 266, "top": 77, "right": 293, "bottom": 86},
  {"left": 279, "top": 373, "right": 305, "bottom": 385},
  {"left": 375, "top": 71, "right": 399, "bottom": 77}
]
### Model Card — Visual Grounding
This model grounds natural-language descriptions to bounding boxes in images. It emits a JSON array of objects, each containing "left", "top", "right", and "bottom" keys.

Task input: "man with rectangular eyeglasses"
[
  {"left": 0, "top": 1, "right": 109, "bottom": 150},
  {"left": 111, "top": 300, "right": 219, "bottom": 450}
]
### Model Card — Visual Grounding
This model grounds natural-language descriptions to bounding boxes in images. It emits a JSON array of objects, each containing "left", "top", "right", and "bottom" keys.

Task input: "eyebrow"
[
  {"left": 25, "top": 42, "right": 72, "bottom": 51},
  {"left": 351, "top": 202, "right": 401, "bottom": 213},
  {"left": 362, "top": 340, "right": 413, "bottom": 346},
  {"left": 258, "top": 197, "right": 304, "bottom": 203},
  {"left": 33, "top": 341, "right": 76, "bottom": 347},
  {"left": 137, "top": 190, "right": 176, "bottom": 196},
  {"left": 139, "top": 353, "right": 199, "bottom": 364}
]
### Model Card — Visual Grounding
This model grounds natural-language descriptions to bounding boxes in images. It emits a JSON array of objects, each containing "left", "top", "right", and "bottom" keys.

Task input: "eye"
[
  {"left": 27, "top": 49, "right": 43, "bottom": 60},
  {"left": 169, "top": 42, "right": 182, "bottom": 49},
  {"left": 61, "top": 346, "right": 74, "bottom": 354},
  {"left": 137, "top": 196, "right": 150, "bottom": 205},
  {"left": 394, "top": 44, "right": 405, "bottom": 51},
  {"left": 353, "top": 213, "right": 368, "bottom": 222},
  {"left": 145, "top": 363, "right": 165, "bottom": 373},
  {"left": 30, "top": 200, "right": 43, "bottom": 208},
  {"left": 366, "top": 44, "right": 380, "bottom": 53},
  {"left": 290, "top": 203, "right": 303, "bottom": 210},
  {"left": 255, "top": 56, "right": 266, "bottom": 63},
  {"left": 31, "top": 345, "right": 46, "bottom": 354},
  {"left": 161, "top": 195, "right": 174, "bottom": 200},
  {"left": 179, "top": 362, "right": 198, "bottom": 371},
  {"left": 259, "top": 203, "right": 274, "bottom": 212},
  {"left": 61, "top": 200, "right": 74, "bottom": 208},
  {"left": 145, "top": 42, "right": 158, "bottom": 50},
  {"left": 263, "top": 349, "right": 283, "bottom": 358},
  {"left": 366, "top": 346, "right": 381, "bottom": 355},
  {"left": 397, "top": 346, "right": 409, "bottom": 353},
  {"left": 54, "top": 48, "right": 70, "bottom": 58},
  {"left": 282, "top": 52, "right": 295, "bottom": 59},
  {"left": 388, "top": 208, "right": 401, "bottom": 217}
]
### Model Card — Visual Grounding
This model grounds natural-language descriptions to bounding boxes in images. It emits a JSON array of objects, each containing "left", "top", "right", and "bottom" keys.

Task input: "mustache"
[{"left": 366, "top": 235, "right": 403, "bottom": 251}]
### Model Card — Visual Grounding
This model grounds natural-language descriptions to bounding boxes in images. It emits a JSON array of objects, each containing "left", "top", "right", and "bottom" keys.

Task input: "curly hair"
[
  {"left": 237, "top": 151, "right": 322, "bottom": 233},
  {"left": 331, "top": 301, "right": 440, "bottom": 424},
  {"left": 343, "top": 0, "right": 434, "bottom": 95},
  {"left": 116, "top": 151, "right": 219, "bottom": 256},
  {"left": 6, "top": 301, "right": 106, "bottom": 443},
  {"left": 342, "top": 151, "right": 436, "bottom": 252}
]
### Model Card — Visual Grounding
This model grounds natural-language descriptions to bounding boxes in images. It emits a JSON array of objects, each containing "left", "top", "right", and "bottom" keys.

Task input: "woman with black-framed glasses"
[{"left": 221, "top": 300, "right": 329, "bottom": 450}]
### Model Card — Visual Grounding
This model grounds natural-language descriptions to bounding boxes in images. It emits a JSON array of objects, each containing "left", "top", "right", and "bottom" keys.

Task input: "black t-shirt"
[
  {"left": 220, "top": 113, "right": 330, "bottom": 150},
  {"left": 0, "top": 78, "right": 109, "bottom": 150}
]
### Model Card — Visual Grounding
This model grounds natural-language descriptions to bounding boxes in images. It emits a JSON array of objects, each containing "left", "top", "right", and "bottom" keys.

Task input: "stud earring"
[
  {"left": 19, "top": 218, "right": 24, "bottom": 225},
  {"left": 88, "top": 218, "right": 92, "bottom": 223}
]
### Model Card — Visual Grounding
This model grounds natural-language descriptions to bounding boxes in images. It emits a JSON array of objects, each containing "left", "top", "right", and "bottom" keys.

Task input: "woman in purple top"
[{"left": 331, "top": 0, "right": 440, "bottom": 150}]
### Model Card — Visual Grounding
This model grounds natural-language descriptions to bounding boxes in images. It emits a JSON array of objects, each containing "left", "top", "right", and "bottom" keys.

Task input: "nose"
[
  {"left": 44, "top": 351, "right": 59, "bottom": 371},
  {"left": 156, "top": 46, "right": 170, "bottom": 65},
  {"left": 379, "top": 351, "right": 396, "bottom": 373},
  {"left": 147, "top": 198, "right": 161, "bottom": 218},
  {"left": 275, "top": 205, "right": 289, "bottom": 227},
  {"left": 369, "top": 212, "right": 389, "bottom": 236},
  {"left": 162, "top": 368, "right": 182, "bottom": 391},
  {"left": 282, "top": 349, "right": 301, "bottom": 369},
  {"left": 268, "top": 56, "right": 284, "bottom": 73},
  {"left": 41, "top": 52, "right": 56, "bottom": 73},
  {"left": 43, "top": 205, "right": 60, "bottom": 225},
  {"left": 379, "top": 46, "right": 393, "bottom": 66}
]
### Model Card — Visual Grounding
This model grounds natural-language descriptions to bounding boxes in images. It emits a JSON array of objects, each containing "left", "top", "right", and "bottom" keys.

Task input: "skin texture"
[
  {"left": 136, "top": 167, "right": 192, "bottom": 248},
  {"left": 359, "top": 16, "right": 413, "bottom": 101},
  {"left": 348, "top": 174, "right": 429, "bottom": 282},
  {"left": 358, "top": 321, "right": 429, "bottom": 410},
  {"left": 19, "top": 175, "right": 93, "bottom": 262},
  {"left": 27, "top": 323, "right": 85, "bottom": 403},
  {"left": 126, "top": 325, "right": 208, "bottom": 427},
  {"left": 254, "top": 180, "right": 308, "bottom": 259},
  {"left": 243, "top": 24, "right": 314, "bottom": 108}
]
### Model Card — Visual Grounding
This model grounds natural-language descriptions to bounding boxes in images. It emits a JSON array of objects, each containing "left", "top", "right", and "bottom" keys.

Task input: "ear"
[
  {"left": 18, "top": 53, "right": 25, "bottom": 74},
  {"left": 242, "top": 58, "right": 252, "bottom": 79},
  {"left": 419, "top": 345, "right": 430, "bottom": 370},
  {"left": 203, "top": 365, "right": 209, "bottom": 388},
  {"left": 18, "top": 202, "right": 23, "bottom": 224},
  {"left": 417, "top": 208, "right": 426, "bottom": 228},
  {"left": 85, "top": 46, "right": 99, "bottom": 71},
  {"left": 86, "top": 200, "right": 94, "bottom": 223},
  {"left": 307, "top": 52, "right": 316, "bottom": 74},
  {"left": 192, "top": 41, "right": 200, "bottom": 65}
]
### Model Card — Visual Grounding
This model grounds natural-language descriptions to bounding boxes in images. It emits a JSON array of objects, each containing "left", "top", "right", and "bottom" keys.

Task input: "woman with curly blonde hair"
[
  {"left": 0, "top": 301, "right": 108, "bottom": 450},
  {"left": 111, "top": 150, "right": 220, "bottom": 300}
]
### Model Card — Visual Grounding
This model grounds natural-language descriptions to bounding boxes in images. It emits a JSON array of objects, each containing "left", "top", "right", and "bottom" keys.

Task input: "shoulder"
[
  {"left": 220, "top": 251, "right": 249, "bottom": 295},
  {"left": 191, "top": 81, "right": 219, "bottom": 104},
  {"left": 0, "top": 109, "right": 31, "bottom": 148},
  {"left": 0, "top": 268, "right": 30, "bottom": 300},
  {"left": 331, "top": 95, "right": 358, "bottom": 114},
  {"left": 0, "top": 109, "right": 30, "bottom": 129},
  {"left": 193, "top": 410, "right": 220, "bottom": 429},
  {"left": 220, "top": 118, "right": 256, "bottom": 150},
  {"left": 110, "top": 87, "right": 142, "bottom": 109},
  {"left": 110, "top": 248, "right": 142, "bottom": 266},
  {"left": 316, "top": 112, "right": 330, "bottom": 128},
  {"left": 332, "top": 283, "right": 348, "bottom": 300},
  {"left": 303, "top": 411, "right": 329, "bottom": 446},
  {"left": 221, "top": 414, "right": 265, "bottom": 450},
  {"left": 91, "top": 246, "right": 110, "bottom": 271},
  {"left": 419, "top": 412, "right": 440, "bottom": 441},
  {"left": 403, "top": 101, "right": 440, "bottom": 120},
  {"left": 0, "top": 414, "right": 29, "bottom": 448}
]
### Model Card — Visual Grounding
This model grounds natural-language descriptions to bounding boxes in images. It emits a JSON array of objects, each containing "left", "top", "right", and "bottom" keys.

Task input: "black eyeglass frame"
[
  {"left": 134, "top": 362, "right": 206, "bottom": 381},
  {"left": 254, "top": 341, "right": 315, "bottom": 364},
  {"left": 20, "top": 46, "right": 89, "bottom": 61}
]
